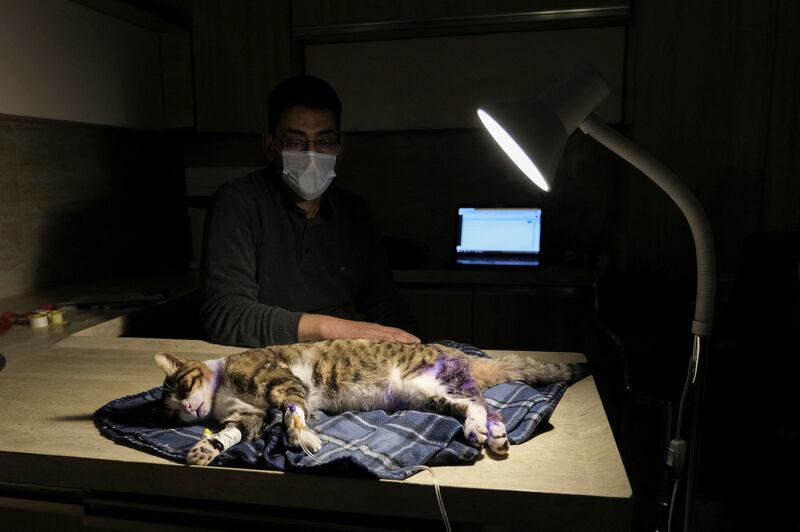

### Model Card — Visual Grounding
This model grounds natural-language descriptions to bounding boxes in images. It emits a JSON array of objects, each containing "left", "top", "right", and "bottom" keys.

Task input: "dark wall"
[
  {"left": 0, "top": 116, "right": 187, "bottom": 296},
  {"left": 621, "top": 0, "right": 800, "bottom": 281}
]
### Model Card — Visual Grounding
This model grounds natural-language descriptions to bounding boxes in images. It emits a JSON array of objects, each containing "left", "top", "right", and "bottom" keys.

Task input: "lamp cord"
[
  {"left": 676, "top": 336, "right": 700, "bottom": 440},
  {"left": 296, "top": 428, "right": 451, "bottom": 532},
  {"left": 666, "top": 335, "right": 702, "bottom": 532}
]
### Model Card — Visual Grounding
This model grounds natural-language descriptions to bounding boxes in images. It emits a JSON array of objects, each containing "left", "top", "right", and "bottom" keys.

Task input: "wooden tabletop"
[{"left": 0, "top": 288, "right": 631, "bottom": 531}]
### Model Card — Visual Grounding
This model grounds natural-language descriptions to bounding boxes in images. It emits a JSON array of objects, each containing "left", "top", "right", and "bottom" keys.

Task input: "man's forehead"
[{"left": 276, "top": 105, "right": 337, "bottom": 135}]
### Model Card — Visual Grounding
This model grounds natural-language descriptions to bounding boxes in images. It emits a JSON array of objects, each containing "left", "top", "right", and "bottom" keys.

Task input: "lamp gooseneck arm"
[{"left": 579, "top": 114, "right": 716, "bottom": 337}]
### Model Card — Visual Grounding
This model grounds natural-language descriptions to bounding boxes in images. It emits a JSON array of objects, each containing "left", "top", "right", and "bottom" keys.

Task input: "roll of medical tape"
[
  {"left": 29, "top": 313, "right": 49, "bottom": 328},
  {"left": 49, "top": 309, "right": 64, "bottom": 324}
]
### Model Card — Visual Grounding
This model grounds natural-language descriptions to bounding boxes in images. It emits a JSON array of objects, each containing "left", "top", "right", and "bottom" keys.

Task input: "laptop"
[{"left": 455, "top": 207, "right": 542, "bottom": 268}]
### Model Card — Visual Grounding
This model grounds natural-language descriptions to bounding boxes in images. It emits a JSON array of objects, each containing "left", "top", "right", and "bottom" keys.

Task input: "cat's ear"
[{"left": 154, "top": 352, "right": 185, "bottom": 376}]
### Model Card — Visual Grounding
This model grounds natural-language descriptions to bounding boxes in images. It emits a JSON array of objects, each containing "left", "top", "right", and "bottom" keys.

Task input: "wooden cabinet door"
[
  {"left": 400, "top": 287, "right": 473, "bottom": 345},
  {"left": 192, "top": 0, "right": 295, "bottom": 132},
  {"left": 473, "top": 286, "right": 596, "bottom": 351}
]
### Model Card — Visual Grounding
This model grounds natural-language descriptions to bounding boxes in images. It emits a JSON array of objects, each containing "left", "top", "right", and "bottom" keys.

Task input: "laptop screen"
[{"left": 456, "top": 207, "right": 542, "bottom": 266}]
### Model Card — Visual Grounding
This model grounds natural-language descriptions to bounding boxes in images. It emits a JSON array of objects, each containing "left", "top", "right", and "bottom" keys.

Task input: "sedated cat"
[{"left": 154, "top": 339, "right": 588, "bottom": 466}]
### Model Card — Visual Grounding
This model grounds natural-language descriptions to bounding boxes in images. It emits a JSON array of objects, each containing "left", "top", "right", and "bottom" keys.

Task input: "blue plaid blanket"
[{"left": 94, "top": 341, "right": 570, "bottom": 480}]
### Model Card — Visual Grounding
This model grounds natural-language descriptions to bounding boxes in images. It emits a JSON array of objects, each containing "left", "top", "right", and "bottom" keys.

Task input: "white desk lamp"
[{"left": 477, "top": 66, "right": 715, "bottom": 532}]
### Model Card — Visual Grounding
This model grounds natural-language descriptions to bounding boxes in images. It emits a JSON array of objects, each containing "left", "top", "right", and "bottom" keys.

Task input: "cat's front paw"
[
  {"left": 288, "top": 427, "right": 322, "bottom": 454},
  {"left": 186, "top": 438, "right": 220, "bottom": 466}
]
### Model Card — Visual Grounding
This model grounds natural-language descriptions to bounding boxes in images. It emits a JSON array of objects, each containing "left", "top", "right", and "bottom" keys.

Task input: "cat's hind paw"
[
  {"left": 288, "top": 427, "right": 322, "bottom": 454},
  {"left": 464, "top": 419, "right": 489, "bottom": 448},
  {"left": 486, "top": 420, "right": 510, "bottom": 456},
  {"left": 186, "top": 438, "right": 220, "bottom": 466}
]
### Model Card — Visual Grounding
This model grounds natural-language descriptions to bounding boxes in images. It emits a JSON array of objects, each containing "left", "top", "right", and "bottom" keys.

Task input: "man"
[{"left": 200, "top": 75, "right": 419, "bottom": 347}]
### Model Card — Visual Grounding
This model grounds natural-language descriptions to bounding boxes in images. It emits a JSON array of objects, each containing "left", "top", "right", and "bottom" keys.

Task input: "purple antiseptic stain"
[
  {"left": 429, "top": 354, "right": 481, "bottom": 397},
  {"left": 486, "top": 410, "right": 509, "bottom": 450},
  {"left": 487, "top": 410, "right": 504, "bottom": 430}
]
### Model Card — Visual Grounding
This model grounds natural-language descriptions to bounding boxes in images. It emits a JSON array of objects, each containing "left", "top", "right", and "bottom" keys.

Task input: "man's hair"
[{"left": 266, "top": 75, "right": 342, "bottom": 135}]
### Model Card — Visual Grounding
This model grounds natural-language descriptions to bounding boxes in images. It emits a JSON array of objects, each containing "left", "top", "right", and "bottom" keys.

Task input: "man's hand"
[{"left": 298, "top": 314, "right": 420, "bottom": 344}]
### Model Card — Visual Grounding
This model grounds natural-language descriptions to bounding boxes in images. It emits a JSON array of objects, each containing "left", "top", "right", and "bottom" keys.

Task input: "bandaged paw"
[
  {"left": 285, "top": 404, "right": 308, "bottom": 429},
  {"left": 283, "top": 404, "right": 322, "bottom": 454}
]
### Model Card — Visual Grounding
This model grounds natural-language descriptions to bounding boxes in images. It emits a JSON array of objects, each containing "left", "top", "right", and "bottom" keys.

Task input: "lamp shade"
[{"left": 477, "top": 66, "right": 611, "bottom": 191}]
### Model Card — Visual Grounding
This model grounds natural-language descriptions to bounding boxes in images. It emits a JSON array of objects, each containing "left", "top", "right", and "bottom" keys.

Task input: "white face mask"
[{"left": 280, "top": 151, "right": 337, "bottom": 200}]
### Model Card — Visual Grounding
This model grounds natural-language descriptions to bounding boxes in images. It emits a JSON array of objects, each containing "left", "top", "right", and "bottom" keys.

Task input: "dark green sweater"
[{"left": 200, "top": 169, "right": 414, "bottom": 347}]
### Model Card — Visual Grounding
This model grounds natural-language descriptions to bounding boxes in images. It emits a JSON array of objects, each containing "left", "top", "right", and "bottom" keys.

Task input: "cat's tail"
[{"left": 469, "top": 355, "right": 590, "bottom": 389}]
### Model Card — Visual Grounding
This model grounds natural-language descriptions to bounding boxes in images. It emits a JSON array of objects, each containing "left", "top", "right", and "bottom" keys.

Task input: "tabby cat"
[{"left": 154, "top": 339, "right": 587, "bottom": 466}]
